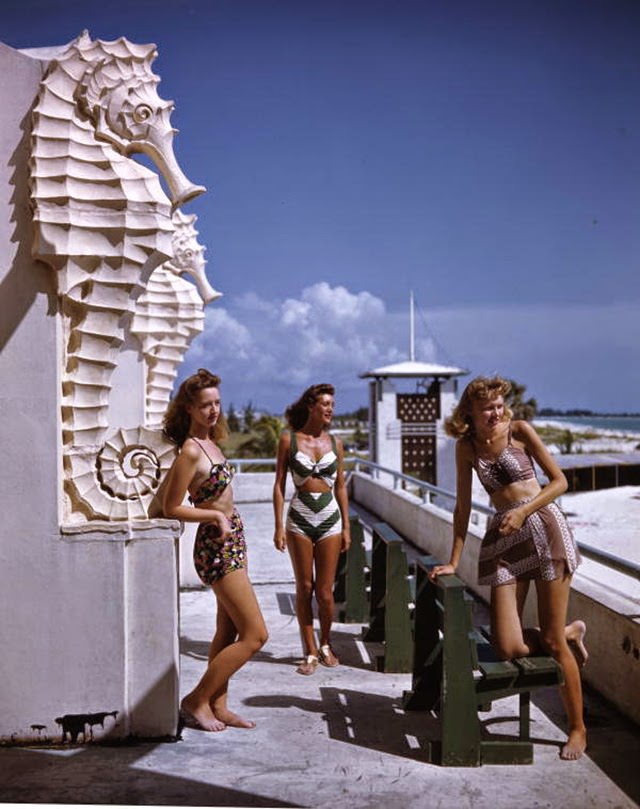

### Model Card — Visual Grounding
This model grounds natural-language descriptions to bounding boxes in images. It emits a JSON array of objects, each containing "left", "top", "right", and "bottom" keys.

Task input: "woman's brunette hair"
[
  {"left": 285, "top": 383, "right": 335, "bottom": 431},
  {"left": 444, "top": 375, "right": 513, "bottom": 439},
  {"left": 163, "top": 368, "right": 229, "bottom": 446}
]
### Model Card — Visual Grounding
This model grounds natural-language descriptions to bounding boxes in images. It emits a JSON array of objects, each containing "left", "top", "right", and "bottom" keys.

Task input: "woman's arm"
[
  {"left": 334, "top": 437, "right": 351, "bottom": 551},
  {"left": 272, "top": 432, "right": 290, "bottom": 552},
  {"left": 162, "top": 444, "right": 230, "bottom": 535},
  {"left": 430, "top": 439, "right": 473, "bottom": 578}
]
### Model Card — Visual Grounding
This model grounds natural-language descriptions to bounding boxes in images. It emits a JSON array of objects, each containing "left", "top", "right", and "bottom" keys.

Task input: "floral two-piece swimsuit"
[{"left": 189, "top": 437, "right": 247, "bottom": 585}]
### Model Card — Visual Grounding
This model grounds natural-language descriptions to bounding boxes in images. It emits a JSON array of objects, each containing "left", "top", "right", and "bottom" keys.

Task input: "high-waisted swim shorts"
[{"left": 193, "top": 507, "right": 248, "bottom": 585}]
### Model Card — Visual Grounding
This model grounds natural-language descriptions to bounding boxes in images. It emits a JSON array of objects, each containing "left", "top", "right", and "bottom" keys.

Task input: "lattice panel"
[
  {"left": 396, "top": 392, "right": 440, "bottom": 423},
  {"left": 397, "top": 393, "right": 438, "bottom": 483}
]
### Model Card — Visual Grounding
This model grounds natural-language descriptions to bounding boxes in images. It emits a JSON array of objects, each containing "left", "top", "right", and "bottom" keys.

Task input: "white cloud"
[
  {"left": 181, "top": 282, "right": 406, "bottom": 410},
  {"left": 179, "top": 286, "right": 639, "bottom": 413},
  {"left": 188, "top": 306, "right": 252, "bottom": 362}
]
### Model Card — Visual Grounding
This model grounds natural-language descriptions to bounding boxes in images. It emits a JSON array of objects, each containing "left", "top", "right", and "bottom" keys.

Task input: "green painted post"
[
  {"left": 362, "top": 524, "right": 387, "bottom": 642},
  {"left": 403, "top": 556, "right": 442, "bottom": 710},
  {"left": 440, "top": 577, "right": 482, "bottom": 766},
  {"left": 341, "top": 513, "right": 369, "bottom": 623},
  {"left": 381, "top": 540, "right": 414, "bottom": 672}
]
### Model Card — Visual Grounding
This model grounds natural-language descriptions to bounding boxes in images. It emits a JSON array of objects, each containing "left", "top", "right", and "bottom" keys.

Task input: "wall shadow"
[
  {"left": 0, "top": 743, "right": 299, "bottom": 806},
  {"left": 0, "top": 103, "right": 57, "bottom": 353}
]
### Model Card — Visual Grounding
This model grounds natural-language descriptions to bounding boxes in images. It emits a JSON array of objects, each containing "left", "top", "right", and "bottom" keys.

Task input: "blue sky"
[{"left": 3, "top": 0, "right": 639, "bottom": 413}]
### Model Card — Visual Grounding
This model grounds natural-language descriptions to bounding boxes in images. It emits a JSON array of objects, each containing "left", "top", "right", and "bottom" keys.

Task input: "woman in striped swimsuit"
[
  {"left": 430, "top": 376, "right": 587, "bottom": 760},
  {"left": 273, "top": 383, "right": 351, "bottom": 675}
]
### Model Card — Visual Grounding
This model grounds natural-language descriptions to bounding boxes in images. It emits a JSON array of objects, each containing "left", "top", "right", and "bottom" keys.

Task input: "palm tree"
[
  {"left": 226, "top": 402, "right": 241, "bottom": 433},
  {"left": 507, "top": 379, "right": 538, "bottom": 421},
  {"left": 242, "top": 401, "right": 256, "bottom": 433},
  {"left": 237, "top": 415, "right": 283, "bottom": 458}
]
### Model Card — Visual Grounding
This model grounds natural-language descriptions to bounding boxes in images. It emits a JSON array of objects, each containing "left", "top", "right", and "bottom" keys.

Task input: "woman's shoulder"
[
  {"left": 455, "top": 435, "right": 475, "bottom": 459},
  {"left": 328, "top": 431, "right": 343, "bottom": 451},
  {"left": 180, "top": 437, "right": 205, "bottom": 460},
  {"left": 511, "top": 419, "right": 537, "bottom": 441}
]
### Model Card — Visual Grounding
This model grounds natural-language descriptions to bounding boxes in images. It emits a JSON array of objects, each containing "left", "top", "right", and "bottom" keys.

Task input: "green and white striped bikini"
[{"left": 285, "top": 432, "right": 342, "bottom": 543}]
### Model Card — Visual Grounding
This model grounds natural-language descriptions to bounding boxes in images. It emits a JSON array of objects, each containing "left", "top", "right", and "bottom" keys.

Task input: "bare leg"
[
  {"left": 286, "top": 531, "right": 318, "bottom": 660},
  {"left": 494, "top": 578, "right": 584, "bottom": 659},
  {"left": 205, "top": 599, "right": 239, "bottom": 726},
  {"left": 314, "top": 533, "right": 343, "bottom": 666},
  {"left": 181, "top": 597, "right": 234, "bottom": 732},
  {"left": 181, "top": 569, "right": 267, "bottom": 730},
  {"left": 490, "top": 581, "right": 534, "bottom": 659},
  {"left": 536, "top": 576, "right": 587, "bottom": 760}
]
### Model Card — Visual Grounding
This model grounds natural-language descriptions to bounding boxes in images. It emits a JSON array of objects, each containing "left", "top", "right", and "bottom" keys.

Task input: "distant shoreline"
[
  {"left": 534, "top": 416, "right": 640, "bottom": 454},
  {"left": 538, "top": 412, "right": 640, "bottom": 418},
  {"left": 534, "top": 416, "right": 640, "bottom": 434}
]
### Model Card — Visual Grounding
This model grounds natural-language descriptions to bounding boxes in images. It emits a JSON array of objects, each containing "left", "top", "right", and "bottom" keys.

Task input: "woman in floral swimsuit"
[
  {"left": 430, "top": 376, "right": 587, "bottom": 760},
  {"left": 163, "top": 368, "right": 268, "bottom": 732}
]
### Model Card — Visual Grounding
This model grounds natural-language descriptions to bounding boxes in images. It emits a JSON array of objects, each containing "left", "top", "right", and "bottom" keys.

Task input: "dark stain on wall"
[{"left": 55, "top": 711, "right": 118, "bottom": 743}]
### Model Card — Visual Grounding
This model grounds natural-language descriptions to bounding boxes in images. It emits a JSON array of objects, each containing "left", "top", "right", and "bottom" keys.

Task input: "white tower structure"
[{"left": 360, "top": 294, "right": 467, "bottom": 488}]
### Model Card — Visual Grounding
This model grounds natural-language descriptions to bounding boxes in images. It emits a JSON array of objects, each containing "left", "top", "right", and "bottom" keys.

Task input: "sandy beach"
[
  {"left": 532, "top": 421, "right": 640, "bottom": 564},
  {"left": 535, "top": 419, "right": 640, "bottom": 454},
  {"left": 561, "top": 485, "right": 640, "bottom": 564}
]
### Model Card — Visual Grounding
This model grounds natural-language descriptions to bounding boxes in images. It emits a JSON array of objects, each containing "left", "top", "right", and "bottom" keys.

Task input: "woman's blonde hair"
[
  {"left": 163, "top": 368, "right": 229, "bottom": 446},
  {"left": 285, "top": 383, "right": 335, "bottom": 431},
  {"left": 444, "top": 375, "right": 513, "bottom": 439}
]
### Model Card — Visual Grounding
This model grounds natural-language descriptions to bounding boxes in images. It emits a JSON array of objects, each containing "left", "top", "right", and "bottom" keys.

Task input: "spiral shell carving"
[
  {"left": 67, "top": 427, "right": 176, "bottom": 521},
  {"left": 98, "top": 434, "right": 160, "bottom": 501}
]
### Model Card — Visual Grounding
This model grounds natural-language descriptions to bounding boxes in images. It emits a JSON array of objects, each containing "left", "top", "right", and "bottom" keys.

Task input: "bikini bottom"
[
  {"left": 478, "top": 499, "right": 580, "bottom": 587},
  {"left": 193, "top": 507, "right": 247, "bottom": 585}
]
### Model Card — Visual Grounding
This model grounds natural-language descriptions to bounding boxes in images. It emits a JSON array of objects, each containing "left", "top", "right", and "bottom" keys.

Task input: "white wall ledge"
[{"left": 60, "top": 519, "right": 182, "bottom": 542}]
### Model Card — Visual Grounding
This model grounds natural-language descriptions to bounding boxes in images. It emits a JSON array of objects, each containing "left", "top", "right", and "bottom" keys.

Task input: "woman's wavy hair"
[
  {"left": 285, "top": 383, "right": 335, "bottom": 431},
  {"left": 163, "top": 368, "right": 229, "bottom": 446},
  {"left": 444, "top": 375, "right": 513, "bottom": 439}
]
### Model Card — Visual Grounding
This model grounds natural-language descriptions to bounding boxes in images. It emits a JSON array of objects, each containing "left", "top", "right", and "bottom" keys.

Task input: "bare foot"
[
  {"left": 180, "top": 697, "right": 226, "bottom": 732},
  {"left": 566, "top": 620, "right": 588, "bottom": 668},
  {"left": 213, "top": 708, "right": 256, "bottom": 729},
  {"left": 560, "top": 728, "right": 587, "bottom": 760}
]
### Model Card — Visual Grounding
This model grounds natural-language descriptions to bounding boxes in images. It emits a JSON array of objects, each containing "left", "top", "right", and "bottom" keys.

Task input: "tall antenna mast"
[{"left": 409, "top": 290, "right": 416, "bottom": 361}]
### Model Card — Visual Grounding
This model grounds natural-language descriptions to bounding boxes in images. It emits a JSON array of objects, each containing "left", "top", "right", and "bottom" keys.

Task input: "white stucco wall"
[
  {"left": 370, "top": 381, "right": 401, "bottom": 481},
  {"left": 0, "top": 42, "right": 180, "bottom": 743}
]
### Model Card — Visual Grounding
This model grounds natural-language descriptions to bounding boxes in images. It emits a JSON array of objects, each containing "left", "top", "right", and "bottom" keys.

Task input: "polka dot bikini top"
[{"left": 473, "top": 425, "right": 536, "bottom": 495}]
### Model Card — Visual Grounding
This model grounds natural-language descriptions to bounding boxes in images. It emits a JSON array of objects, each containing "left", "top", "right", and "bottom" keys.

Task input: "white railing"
[{"left": 229, "top": 455, "right": 640, "bottom": 580}]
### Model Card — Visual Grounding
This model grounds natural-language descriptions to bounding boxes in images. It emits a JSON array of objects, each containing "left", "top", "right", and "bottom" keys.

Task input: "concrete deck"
[{"left": 1, "top": 497, "right": 639, "bottom": 809}]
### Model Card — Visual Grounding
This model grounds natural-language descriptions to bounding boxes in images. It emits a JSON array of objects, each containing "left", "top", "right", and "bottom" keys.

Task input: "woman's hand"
[
  {"left": 206, "top": 512, "right": 231, "bottom": 541},
  {"left": 498, "top": 507, "right": 526, "bottom": 536},
  {"left": 341, "top": 530, "right": 351, "bottom": 553},
  {"left": 273, "top": 529, "right": 287, "bottom": 553},
  {"left": 428, "top": 563, "right": 456, "bottom": 581}
]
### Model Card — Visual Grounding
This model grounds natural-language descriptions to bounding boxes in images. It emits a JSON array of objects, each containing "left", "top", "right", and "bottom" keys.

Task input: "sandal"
[
  {"left": 319, "top": 644, "right": 339, "bottom": 667},
  {"left": 296, "top": 654, "right": 319, "bottom": 676}
]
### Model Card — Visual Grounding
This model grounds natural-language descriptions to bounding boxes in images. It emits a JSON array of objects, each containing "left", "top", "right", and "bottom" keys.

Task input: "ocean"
[{"left": 534, "top": 415, "right": 640, "bottom": 437}]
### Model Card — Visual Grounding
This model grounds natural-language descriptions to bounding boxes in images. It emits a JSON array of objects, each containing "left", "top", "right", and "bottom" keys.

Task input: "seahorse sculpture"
[
  {"left": 29, "top": 31, "right": 206, "bottom": 521},
  {"left": 131, "top": 209, "right": 222, "bottom": 429}
]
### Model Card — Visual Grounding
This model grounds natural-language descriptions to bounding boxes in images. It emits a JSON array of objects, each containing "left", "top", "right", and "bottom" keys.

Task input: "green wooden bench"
[
  {"left": 334, "top": 510, "right": 369, "bottom": 624},
  {"left": 361, "top": 522, "right": 414, "bottom": 673},
  {"left": 403, "top": 554, "right": 564, "bottom": 766}
]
